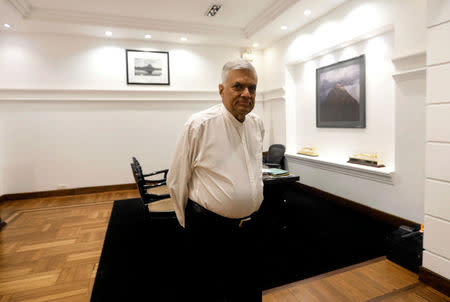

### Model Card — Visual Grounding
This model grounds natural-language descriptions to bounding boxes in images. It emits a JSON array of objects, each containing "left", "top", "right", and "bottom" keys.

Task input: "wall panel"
[
  {"left": 426, "top": 143, "right": 450, "bottom": 181},
  {"left": 427, "top": 22, "right": 450, "bottom": 65},
  {"left": 426, "top": 104, "right": 450, "bottom": 142},
  {"left": 423, "top": 251, "right": 450, "bottom": 280},
  {"left": 424, "top": 216, "right": 450, "bottom": 260},
  {"left": 428, "top": 0, "right": 450, "bottom": 27},
  {"left": 425, "top": 180, "right": 450, "bottom": 221},
  {"left": 427, "top": 64, "right": 450, "bottom": 103}
]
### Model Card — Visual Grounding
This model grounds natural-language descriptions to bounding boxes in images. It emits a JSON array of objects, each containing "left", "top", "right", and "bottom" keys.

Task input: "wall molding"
[
  {"left": 286, "top": 24, "right": 394, "bottom": 66},
  {"left": 243, "top": 0, "right": 297, "bottom": 38},
  {"left": 7, "top": 0, "right": 30, "bottom": 17},
  {"left": 392, "top": 68, "right": 426, "bottom": 81},
  {"left": 7, "top": 0, "right": 241, "bottom": 36},
  {"left": 0, "top": 88, "right": 282, "bottom": 103},
  {"left": 286, "top": 153, "right": 394, "bottom": 185},
  {"left": 392, "top": 51, "right": 427, "bottom": 81},
  {"left": 260, "top": 87, "right": 285, "bottom": 103},
  {"left": 0, "top": 88, "right": 221, "bottom": 103}
]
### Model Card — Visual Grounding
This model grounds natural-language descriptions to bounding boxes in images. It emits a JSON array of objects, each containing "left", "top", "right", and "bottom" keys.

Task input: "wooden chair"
[{"left": 131, "top": 157, "right": 176, "bottom": 221}]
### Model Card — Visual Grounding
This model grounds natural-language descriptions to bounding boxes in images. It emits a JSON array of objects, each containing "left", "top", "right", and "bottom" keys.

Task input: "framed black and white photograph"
[
  {"left": 126, "top": 50, "right": 170, "bottom": 85},
  {"left": 316, "top": 55, "right": 365, "bottom": 128}
]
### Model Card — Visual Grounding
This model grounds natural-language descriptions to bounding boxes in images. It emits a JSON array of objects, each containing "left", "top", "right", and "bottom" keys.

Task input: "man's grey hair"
[{"left": 221, "top": 59, "right": 257, "bottom": 83}]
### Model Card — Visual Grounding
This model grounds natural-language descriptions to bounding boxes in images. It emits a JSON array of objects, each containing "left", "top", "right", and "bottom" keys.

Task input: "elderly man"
[{"left": 167, "top": 59, "right": 264, "bottom": 301}]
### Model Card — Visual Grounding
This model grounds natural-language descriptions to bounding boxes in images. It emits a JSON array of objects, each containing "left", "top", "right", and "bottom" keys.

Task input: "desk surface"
[{"left": 263, "top": 174, "right": 299, "bottom": 185}]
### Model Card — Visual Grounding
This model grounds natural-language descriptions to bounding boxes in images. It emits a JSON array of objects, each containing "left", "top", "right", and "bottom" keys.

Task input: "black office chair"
[
  {"left": 263, "top": 144, "right": 286, "bottom": 169},
  {"left": 131, "top": 157, "right": 176, "bottom": 221}
]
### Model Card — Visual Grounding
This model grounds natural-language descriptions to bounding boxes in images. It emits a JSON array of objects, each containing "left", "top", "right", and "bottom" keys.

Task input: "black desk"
[
  {"left": 260, "top": 174, "right": 299, "bottom": 232},
  {"left": 91, "top": 175, "right": 301, "bottom": 301}
]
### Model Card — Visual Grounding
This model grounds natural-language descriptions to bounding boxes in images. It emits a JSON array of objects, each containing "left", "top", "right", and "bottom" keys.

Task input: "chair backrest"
[
  {"left": 131, "top": 162, "right": 148, "bottom": 202},
  {"left": 130, "top": 159, "right": 177, "bottom": 223},
  {"left": 130, "top": 157, "right": 173, "bottom": 205},
  {"left": 267, "top": 144, "right": 286, "bottom": 167}
]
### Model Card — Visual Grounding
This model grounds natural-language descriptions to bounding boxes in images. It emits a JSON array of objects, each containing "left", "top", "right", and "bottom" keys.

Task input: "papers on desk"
[{"left": 262, "top": 168, "right": 290, "bottom": 177}]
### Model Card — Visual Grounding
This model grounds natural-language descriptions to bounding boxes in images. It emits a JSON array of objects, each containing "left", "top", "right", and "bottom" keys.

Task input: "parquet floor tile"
[{"left": 1, "top": 189, "right": 448, "bottom": 301}]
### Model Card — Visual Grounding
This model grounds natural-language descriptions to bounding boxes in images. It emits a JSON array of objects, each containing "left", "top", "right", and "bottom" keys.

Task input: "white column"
[{"left": 423, "top": 0, "right": 450, "bottom": 280}]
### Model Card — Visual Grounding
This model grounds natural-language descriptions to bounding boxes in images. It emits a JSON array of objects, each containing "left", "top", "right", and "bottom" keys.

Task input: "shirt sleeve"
[{"left": 167, "top": 122, "right": 194, "bottom": 228}]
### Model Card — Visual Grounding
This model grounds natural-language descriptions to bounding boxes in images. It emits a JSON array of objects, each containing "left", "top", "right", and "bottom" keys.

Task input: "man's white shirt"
[{"left": 167, "top": 104, "right": 265, "bottom": 227}]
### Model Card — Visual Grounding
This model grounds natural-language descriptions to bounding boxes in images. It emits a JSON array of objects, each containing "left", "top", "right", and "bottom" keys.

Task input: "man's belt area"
[{"left": 187, "top": 199, "right": 257, "bottom": 229}]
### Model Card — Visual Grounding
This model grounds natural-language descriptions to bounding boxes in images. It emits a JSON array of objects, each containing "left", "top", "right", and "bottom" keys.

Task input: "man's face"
[{"left": 219, "top": 69, "right": 257, "bottom": 122}]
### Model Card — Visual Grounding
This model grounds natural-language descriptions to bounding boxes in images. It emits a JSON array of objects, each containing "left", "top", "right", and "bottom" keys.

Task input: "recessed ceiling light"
[
  {"left": 304, "top": 9, "right": 311, "bottom": 16},
  {"left": 145, "top": 34, "right": 152, "bottom": 39},
  {"left": 252, "top": 43, "right": 259, "bottom": 47},
  {"left": 205, "top": 4, "right": 222, "bottom": 17},
  {"left": 105, "top": 31, "right": 112, "bottom": 36},
  {"left": 180, "top": 37, "right": 187, "bottom": 41},
  {"left": 4, "top": 23, "right": 11, "bottom": 28},
  {"left": 281, "top": 25, "right": 288, "bottom": 30}
]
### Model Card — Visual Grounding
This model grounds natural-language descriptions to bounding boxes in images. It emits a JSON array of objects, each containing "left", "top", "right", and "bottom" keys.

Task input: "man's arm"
[{"left": 167, "top": 123, "right": 193, "bottom": 228}]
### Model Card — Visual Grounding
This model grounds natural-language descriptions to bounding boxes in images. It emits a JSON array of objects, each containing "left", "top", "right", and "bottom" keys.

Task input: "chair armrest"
[
  {"left": 146, "top": 193, "right": 170, "bottom": 199},
  {"left": 143, "top": 169, "right": 169, "bottom": 178},
  {"left": 143, "top": 181, "right": 167, "bottom": 189},
  {"left": 262, "top": 151, "right": 268, "bottom": 163},
  {"left": 145, "top": 179, "right": 166, "bottom": 185}
]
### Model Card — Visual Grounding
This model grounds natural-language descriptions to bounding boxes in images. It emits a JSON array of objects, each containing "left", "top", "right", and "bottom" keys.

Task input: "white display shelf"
[{"left": 285, "top": 152, "right": 394, "bottom": 185}]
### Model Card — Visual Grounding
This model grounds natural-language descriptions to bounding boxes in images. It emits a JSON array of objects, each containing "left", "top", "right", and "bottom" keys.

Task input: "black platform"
[{"left": 91, "top": 184, "right": 395, "bottom": 301}]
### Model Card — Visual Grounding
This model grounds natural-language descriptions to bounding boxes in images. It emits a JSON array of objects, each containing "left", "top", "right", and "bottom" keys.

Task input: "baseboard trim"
[
  {"left": 294, "top": 182, "right": 419, "bottom": 228},
  {"left": 0, "top": 183, "right": 137, "bottom": 202},
  {"left": 419, "top": 267, "right": 450, "bottom": 297}
]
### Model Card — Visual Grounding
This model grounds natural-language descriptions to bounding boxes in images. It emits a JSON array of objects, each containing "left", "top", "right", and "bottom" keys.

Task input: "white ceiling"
[{"left": 0, "top": 0, "right": 348, "bottom": 48}]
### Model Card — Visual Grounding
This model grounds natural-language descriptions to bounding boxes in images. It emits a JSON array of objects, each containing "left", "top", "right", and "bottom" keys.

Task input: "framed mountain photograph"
[
  {"left": 316, "top": 55, "right": 365, "bottom": 128},
  {"left": 126, "top": 50, "right": 170, "bottom": 85}
]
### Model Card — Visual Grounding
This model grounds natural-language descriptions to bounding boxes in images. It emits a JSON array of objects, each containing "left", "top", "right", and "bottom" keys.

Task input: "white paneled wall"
[{"left": 424, "top": 0, "right": 450, "bottom": 280}]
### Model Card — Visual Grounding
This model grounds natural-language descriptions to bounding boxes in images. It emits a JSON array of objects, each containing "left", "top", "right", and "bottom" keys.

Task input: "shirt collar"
[{"left": 221, "top": 104, "right": 245, "bottom": 129}]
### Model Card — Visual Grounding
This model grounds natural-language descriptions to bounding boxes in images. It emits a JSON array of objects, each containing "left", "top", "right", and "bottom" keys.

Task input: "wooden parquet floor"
[
  {"left": 0, "top": 190, "right": 138, "bottom": 302},
  {"left": 0, "top": 189, "right": 449, "bottom": 302}
]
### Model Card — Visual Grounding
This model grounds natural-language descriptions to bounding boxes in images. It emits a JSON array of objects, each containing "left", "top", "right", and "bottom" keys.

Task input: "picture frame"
[
  {"left": 316, "top": 55, "right": 365, "bottom": 128},
  {"left": 126, "top": 49, "right": 170, "bottom": 85}
]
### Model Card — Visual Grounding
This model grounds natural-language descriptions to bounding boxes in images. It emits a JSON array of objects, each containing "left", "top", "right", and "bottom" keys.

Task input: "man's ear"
[{"left": 219, "top": 84, "right": 224, "bottom": 97}]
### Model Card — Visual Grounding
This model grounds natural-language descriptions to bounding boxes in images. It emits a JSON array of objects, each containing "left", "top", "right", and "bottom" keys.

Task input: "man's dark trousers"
[{"left": 184, "top": 199, "right": 262, "bottom": 302}]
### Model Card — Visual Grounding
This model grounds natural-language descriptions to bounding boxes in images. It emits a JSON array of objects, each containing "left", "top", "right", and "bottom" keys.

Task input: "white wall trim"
[
  {"left": 243, "top": 0, "right": 297, "bottom": 38},
  {"left": 286, "top": 24, "right": 394, "bottom": 66},
  {"left": 8, "top": 0, "right": 242, "bottom": 36},
  {"left": 392, "top": 51, "right": 426, "bottom": 78},
  {"left": 7, "top": 0, "right": 30, "bottom": 17},
  {"left": 0, "top": 88, "right": 220, "bottom": 103},
  {"left": 392, "top": 67, "right": 426, "bottom": 81},
  {"left": 286, "top": 153, "right": 394, "bottom": 185},
  {"left": 0, "top": 88, "right": 283, "bottom": 103},
  {"left": 260, "top": 87, "right": 285, "bottom": 103},
  {"left": 391, "top": 51, "right": 426, "bottom": 63}
]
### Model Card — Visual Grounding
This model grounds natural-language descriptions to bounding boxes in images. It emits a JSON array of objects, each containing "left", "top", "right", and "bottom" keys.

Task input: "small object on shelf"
[
  {"left": 348, "top": 153, "right": 385, "bottom": 167},
  {"left": 297, "top": 147, "right": 318, "bottom": 157}
]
